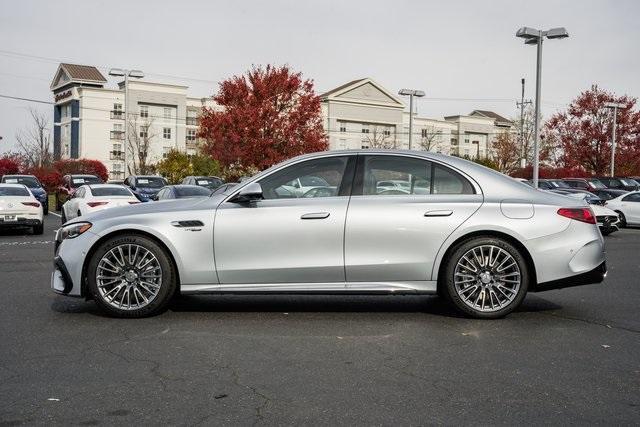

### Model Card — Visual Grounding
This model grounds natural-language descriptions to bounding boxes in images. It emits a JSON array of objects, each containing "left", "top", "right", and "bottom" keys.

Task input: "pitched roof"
[
  {"left": 470, "top": 110, "right": 513, "bottom": 125},
  {"left": 60, "top": 63, "right": 107, "bottom": 82},
  {"left": 319, "top": 78, "right": 368, "bottom": 98}
]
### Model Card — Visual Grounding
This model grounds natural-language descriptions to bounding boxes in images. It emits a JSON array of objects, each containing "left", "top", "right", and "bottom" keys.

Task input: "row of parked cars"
[
  {"left": 521, "top": 176, "right": 640, "bottom": 235},
  {"left": 0, "top": 173, "right": 234, "bottom": 233}
]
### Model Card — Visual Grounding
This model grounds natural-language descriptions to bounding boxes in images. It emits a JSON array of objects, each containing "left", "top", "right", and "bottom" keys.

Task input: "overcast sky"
[{"left": 1, "top": 0, "right": 638, "bottom": 153}]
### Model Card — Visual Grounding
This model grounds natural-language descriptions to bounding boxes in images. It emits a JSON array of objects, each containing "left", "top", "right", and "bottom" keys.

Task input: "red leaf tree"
[
  {"left": 198, "top": 65, "right": 328, "bottom": 179},
  {"left": 543, "top": 85, "right": 640, "bottom": 176},
  {"left": 53, "top": 159, "right": 109, "bottom": 182},
  {"left": 0, "top": 154, "right": 22, "bottom": 177}
]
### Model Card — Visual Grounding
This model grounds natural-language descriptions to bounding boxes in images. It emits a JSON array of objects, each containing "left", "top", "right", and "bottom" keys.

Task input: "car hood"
[{"left": 74, "top": 194, "right": 227, "bottom": 223}]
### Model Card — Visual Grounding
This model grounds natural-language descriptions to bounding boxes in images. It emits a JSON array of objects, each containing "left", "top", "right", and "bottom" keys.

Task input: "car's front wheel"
[
  {"left": 87, "top": 234, "right": 177, "bottom": 318},
  {"left": 443, "top": 236, "right": 529, "bottom": 319}
]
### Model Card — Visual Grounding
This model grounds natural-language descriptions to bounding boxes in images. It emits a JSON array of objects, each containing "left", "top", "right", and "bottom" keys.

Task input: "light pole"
[
  {"left": 516, "top": 27, "right": 569, "bottom": 188},
  {"left": 108, "top": 68, "right": 144, "bottom": 177},
  {"left": 398, "top": 88, "right": 425, "bottom": 150},
  {"left": 604, "top": 102, "right": 626, "bottom": 177}
]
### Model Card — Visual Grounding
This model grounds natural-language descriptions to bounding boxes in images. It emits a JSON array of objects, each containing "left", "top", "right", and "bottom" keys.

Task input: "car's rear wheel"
[
  {"left": 32, "top": 223, "right": 44, "bottom": 235},
  {"left": 443, "top": 236, "right": 529, "bottom": 319},
  {"left": 87, "top": 234, "right": 177, "bottom": 318},
  {"left": 616, "top": 211, "right": 627, "bottom": 228}
]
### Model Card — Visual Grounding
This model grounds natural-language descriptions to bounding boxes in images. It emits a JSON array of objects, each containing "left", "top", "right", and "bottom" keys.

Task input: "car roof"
[
  {"left": 86, "top": 184, "right": 130, "bottom": 189},
  {"left": 0, "top": 183, "right": 29, "bottom": 187}
]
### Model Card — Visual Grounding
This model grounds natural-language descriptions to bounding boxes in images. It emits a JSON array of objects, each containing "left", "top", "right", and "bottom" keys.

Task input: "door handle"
[
  {"left": 301, "top": 212, "right": 330, "bottom": 220},
  {"left": 424, "top": 210, "right": 453, "bottom": 217}
]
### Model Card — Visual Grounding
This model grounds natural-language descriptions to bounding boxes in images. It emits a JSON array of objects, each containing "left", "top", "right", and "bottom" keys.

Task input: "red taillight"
[
  {"left": 557, "top": 207, "right": 596, "bottom": 224},
  {"left": 87, "top": 201, "right": 109, "bottom": 208},
  {"left": 128, "top": 201, "right": 140, "bottom": 204},
  {"left": 21, "top": 202, "right": 40, "bottom": 208}
]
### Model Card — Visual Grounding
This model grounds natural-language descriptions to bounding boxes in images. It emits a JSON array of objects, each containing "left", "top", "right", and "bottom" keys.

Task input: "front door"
[
  {"left": 214, "top": 155, "right": 356, "bottom": 285},
  {"left": 344, "top": 154, "right": 483, "bottom": 287}
]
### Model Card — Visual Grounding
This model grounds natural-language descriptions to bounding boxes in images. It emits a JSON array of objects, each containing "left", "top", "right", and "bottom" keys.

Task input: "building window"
[
  {"left": 112, "top": 143, "right": 122, "bottom": 152},
  {"left": 140, "top": 105, "right": 149, "bottom": 118},
  {"left": 362, "top": 124, "right": 370, "bottom": 134},
  {"left": 464, "top": 138, "right": 470, "bottom": 144},
  {"left": 139, "top": 126, "right": 148, "bottom": 138},
  {"left": 113, "top": 123, "right": 123, "bottom": 132},
  {"left": 187, "top": 129, "right": 196, "bottom": 141},
  {"left": 164, "top": 107, "right": 172, "bottom": 120},
  {"left": 113, "top": 163, "right": 122, "bottom": 171},
  {"left": 163, "top": 127, "right": 171, "bottom": 139},
  {"left": 162, "top": 146, "right": 171, "bottom": 158},
  {"left": 383, "top": 128, "right": 391, "bottom": 136},
  {"left": 361, "top": 143, "right": 370, "bottom": 149},
  {"left": 339, "top": 122, "right": 347, "bottom": 133},
  {"left": 60, "top": 104, "right": 71, "bottom": 119}
]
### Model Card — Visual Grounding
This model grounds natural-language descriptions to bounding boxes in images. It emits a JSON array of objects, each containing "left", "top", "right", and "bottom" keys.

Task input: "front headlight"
[{"left": 56, "top": 222, "right": 92, "bottom": 242}]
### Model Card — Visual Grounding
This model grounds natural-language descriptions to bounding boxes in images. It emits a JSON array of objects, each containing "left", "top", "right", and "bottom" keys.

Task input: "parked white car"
[
  {"left": 61, "top": 184, "right": 139, "bottom": 223},
  {"left": 605, "top": 191, "right": 640, "bottom": 227},
  {"left": 0, "top": 184, "right": 44, "bottom": 234}
]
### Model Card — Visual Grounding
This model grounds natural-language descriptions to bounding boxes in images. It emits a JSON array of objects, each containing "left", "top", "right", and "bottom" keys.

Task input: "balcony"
[
  {"left": 110, "top": 130, "right": 124, "bottom": 140},
  {"left": 110, "top": 110, "right": 124, "bottom": 120},
  {"left": 186, "top": 117, "right": 198, "bottom": 126},
  {"left": 110, "top": 151, "right": 124, "bottom": 160}
]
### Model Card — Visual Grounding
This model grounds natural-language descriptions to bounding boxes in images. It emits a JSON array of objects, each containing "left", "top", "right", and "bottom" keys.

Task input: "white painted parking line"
[{"left": 49, "top": 212, "right": 61, "bottom": 218}]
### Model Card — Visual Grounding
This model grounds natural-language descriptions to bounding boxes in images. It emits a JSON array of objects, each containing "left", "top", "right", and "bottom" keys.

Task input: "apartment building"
[
  {"left": 320, "top": 78, "right": 514, "bottom": 157},
  {"left": 51, "top": 63, "right": 215, "bottom": 179}
]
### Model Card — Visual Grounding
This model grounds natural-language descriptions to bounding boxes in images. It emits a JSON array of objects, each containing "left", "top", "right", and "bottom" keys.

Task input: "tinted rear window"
[
  {"left": 195, "top": 177, "right": 223, "bottom": 189},
  {"left": 0, "top": 186, "right": 30, "bottom": 196},
  {"left": 71, "top": 176, "right": 102, "bottom": 188},
  {"left": 91, "top": 187, "right": 133, "bottom": 197},
  {"left": 175, "top": 186, "right": 212, "bottom": 197},
  {"left": 2, "top": 176, "right": 41, "bottom": 188}
]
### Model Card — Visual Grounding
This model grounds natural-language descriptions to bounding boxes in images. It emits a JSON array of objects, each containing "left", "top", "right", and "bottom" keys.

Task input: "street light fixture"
[
  {"left": 603, "top": 101, "right": 627, "bottom": 177},
  {"left": 516, "top": 26, "right": 569, "bottom": 188},
  {"left": 109, "top": 68, "right": 145, "bottom": 177},
  {"left": 398, "top": 88, "right": 425, "bottom": 150}
]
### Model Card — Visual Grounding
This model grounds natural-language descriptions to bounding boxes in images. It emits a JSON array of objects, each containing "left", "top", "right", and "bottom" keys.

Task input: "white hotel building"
[{"left": 51, "top": 65, "right": 513, "bottom": 180}]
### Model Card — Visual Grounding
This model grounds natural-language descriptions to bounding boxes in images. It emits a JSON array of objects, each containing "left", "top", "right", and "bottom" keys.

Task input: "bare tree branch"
[{"left": 15, "top": 108, "right": 52, "bottom": 168}]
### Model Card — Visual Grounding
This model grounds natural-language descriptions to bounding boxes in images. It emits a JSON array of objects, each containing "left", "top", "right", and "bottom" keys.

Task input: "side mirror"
[{"left": 231, "top": 182, "right": 263, "bottom": 203}]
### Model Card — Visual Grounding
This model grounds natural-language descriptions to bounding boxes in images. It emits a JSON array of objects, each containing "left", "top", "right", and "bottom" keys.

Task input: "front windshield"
[
  {"left": 195, "top": 177, "right": 223, "bottom": 190},
  {"left": 620, "top": 178, "right": 638, "bottom": 186},
  {"left": 550, "top": 180, "right": 570, "bottom": 188},
  {"left": 71, "top": 176, "right": 102, "bottom": 188},
  {"left": 2, "top": 176, "right": 41, "bottom": 188},
  {"left": 589, "top": 179, "right": 607, "bottom": 189},
  {"left": 136, "top": 177, "right": 167, "bottom": 188}
]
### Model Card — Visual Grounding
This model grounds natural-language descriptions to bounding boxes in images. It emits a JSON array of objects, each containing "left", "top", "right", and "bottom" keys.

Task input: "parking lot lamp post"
[
  {"left": 398, "top": 89, "right": 425, "bottom": 150},
  {"left": 516, "top": 27, "right": 568, "bottom": 188},
  {"left": 604, "top": 102, "right": 626, "bottom": 177},
  {"left": 109, "top": 68, "right": 144, "bottom": 177}
]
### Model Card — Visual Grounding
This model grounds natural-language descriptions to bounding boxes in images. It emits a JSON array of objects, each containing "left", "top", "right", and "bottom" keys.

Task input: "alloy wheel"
[
  {"left": 453, "top": 244, "right": 521, "bottom": 313},
  {"left": 96, "top": 244, "right": 163, "bottom": 310}
]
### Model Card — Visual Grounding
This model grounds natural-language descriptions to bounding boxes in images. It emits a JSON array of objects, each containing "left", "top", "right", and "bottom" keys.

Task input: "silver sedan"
[{"left": 52, "top": 150, "right": 606, "bottom": 318}]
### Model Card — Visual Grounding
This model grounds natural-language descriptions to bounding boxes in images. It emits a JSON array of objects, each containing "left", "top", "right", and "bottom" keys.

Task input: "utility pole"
[
  {"left": 604, "top": 102, "right": 626, "bottom": 177},
  {"left": 398, "top": 89, "right": 425, "bottom": 150},
  {"left": 516, "top": 78, "right": 532, "bottom": 168}
]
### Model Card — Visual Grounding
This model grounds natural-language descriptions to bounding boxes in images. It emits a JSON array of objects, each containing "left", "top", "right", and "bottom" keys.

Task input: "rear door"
[{"left": 344, "top": 154, "right": 483, "bottom": 289}]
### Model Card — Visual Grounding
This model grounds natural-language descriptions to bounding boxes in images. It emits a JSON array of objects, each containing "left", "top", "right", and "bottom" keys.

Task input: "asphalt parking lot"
[{"left": 1, "top": 217, "right": 639, "bottom": 425}]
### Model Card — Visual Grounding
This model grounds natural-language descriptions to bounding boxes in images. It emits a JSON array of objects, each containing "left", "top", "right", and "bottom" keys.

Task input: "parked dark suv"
[
  {"left": 595, "top": 177, "right": 639, "bottom": 192},
  {"left": 1, "top": 174, "right": 49, "bottom": 215},
  {"left": 562, "top": 178, "right": 607, "bottom": 192},
  {"left": 124, "top": 175, "right": 168, "bottom": 201},
  {"left": 55, "top": 174, "right": 103, "bottom": 210},
  {"left": 181, "top": 176, "right": 224, "bottom": 191}
]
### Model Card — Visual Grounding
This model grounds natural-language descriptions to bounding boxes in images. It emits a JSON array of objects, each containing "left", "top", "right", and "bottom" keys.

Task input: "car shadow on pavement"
[
  {"left": 50, "top": 293, "right": 561, "bottom": 319},
  {"left": 0, "top": 227, "right": 36, "bottom": 237}
]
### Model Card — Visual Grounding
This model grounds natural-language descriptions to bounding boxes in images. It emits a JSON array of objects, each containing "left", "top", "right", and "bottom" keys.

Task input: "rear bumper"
[
  {"left": 531, "top": 261, "right": 607, "bottom": 292},
  {"left": 0, "top": 218, "right": 42, "bottom": 227}
]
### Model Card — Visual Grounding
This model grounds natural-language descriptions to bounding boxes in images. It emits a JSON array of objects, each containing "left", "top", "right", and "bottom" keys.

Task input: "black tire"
[
  {"left": 43, "top": 204, "right": 48, "bottom": 215},
  {"left": 61, "top": 210, "right": 67, "bottom": 225},
  {"left": 616, "top": 211, "right": 627, "bottom": 228},
  {"left": 32, "top": 222, "right": 44, "bottom": 235},
  {"left": 442, "top": 236, "right": 529, "bottom": 319},
  {"left": 87, "top": 234, "right": 177, "bottom": 318}
]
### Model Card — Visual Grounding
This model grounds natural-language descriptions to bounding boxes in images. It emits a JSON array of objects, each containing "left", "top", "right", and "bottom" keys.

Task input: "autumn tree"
[
  {"left": 0, "top": 154, "right": 21, "bottom": 176},
  {"left": 198, "top": 65, "right": 328, "bottom": 179},
  {"left": 156, "top": 149, "right": 222, "bottom": 184},
  {"left": 127, "top": 117, "right": 157, "bottom": 175},
  {"left": 15, "top": 108, "right": 52, "bottom": 168},
  {"left": 543, "top": 85, "right": 640, "bottom": 175},
  {"left": 492, "top": 131, "right": 520, "bottom": 174}
]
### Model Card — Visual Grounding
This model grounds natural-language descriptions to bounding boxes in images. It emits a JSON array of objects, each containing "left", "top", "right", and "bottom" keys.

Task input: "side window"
[
  {"left": 432, "top": 164, "right": 474, "bottom": 194},
  {"left": 622, "top": 193, "right": 640, "bottom": 202},
  {"left": 360, "top": 156, "right": 475, "bottom": 196},
  {"left": 363, "top": 156, "right": 431, "bottom": 196},
  {"left": 258, "top": 156, "right": 350, "bottom": 200}
]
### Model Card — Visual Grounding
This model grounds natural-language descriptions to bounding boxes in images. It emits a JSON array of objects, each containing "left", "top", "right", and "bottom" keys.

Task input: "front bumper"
[
  {"left": 532, "top": 261, "right": 607, "bottom": 292},
  {"left": 51, "top": 256, "right": 74, "bottom": 295}
]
